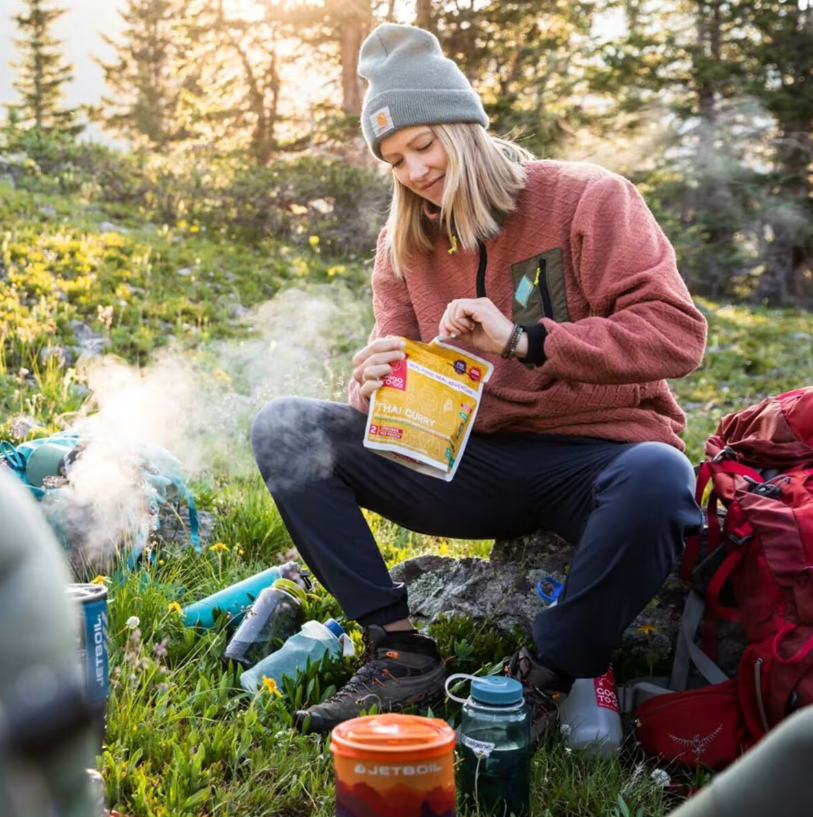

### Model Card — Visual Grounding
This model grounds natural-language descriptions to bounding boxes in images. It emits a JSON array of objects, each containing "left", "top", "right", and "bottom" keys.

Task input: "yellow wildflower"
[
  {"left": 209, "top": 542, "right": 230, "bottom": 552},
  {"left": 167, "top": 602, "right": 182, "bottom": 613},
  {"left": 308, "top": 235, "right": 320, "bottom": 249},
  {"left": 90, "top": 575, "right": 109, "bottom": 586},
  {"left": 262, "top": 675, "right": 282, "bottom": 697},
  {"left": 638, "top": 622, "right": 657, "bottom": 637}
]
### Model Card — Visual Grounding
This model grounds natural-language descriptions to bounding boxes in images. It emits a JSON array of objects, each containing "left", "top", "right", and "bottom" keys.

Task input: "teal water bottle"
[
  {"left": 240, "top": 618, "right": 349, "bottom": 693},
  {"left": 181, "top": 561, "right": 306, "bottom": 628},
  {"left": 446, "top": 674, "right": 531, "bottom": 817}
]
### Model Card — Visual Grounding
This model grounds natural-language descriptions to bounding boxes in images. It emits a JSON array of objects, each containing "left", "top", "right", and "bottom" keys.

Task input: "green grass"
[{"left": 2, "top": 181, "right": 812, "bottom": 816}]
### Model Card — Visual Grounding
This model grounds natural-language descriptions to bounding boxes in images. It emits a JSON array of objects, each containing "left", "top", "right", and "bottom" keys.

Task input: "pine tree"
[
  {"left": 95, "top": 0, "right": 190, "bottom": 150},
  {"left": 7, "top": 0, "right": 83, "bottom": 135}
]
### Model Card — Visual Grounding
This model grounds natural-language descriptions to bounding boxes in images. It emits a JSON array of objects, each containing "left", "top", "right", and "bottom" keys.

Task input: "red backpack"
[{"left": 629, "top": 387, "right": 813, "bottom": 769}]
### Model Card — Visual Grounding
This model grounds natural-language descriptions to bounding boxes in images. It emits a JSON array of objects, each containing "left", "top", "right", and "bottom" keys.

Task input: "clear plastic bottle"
[
  {"left": 557, "top": 666, "right": 623, "bottom": 757},
  {"left": 446, "top": 674, "right": 531, "bottom": 817},
  {"left": 222, "top": 578, "right": 308, "bottom": 669},
  {"left": 240, "top": 618, "right": 352, "bottom": 693}
]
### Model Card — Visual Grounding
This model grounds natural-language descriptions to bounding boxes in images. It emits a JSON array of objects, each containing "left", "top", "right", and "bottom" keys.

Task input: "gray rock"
[
  {"left": 70, "top": 384, "right": 91, "bottom": 399},
  {"left": 177, "top": 266, "right": 193, "bottom": 277},
  {"left": 39, "top": 205, "right": 57, "bottom": 217},
  {"left": 8, "top": 415, "right": 44, "bottom": 439},
  {"left": 390, "top": 529, "right": 745, "bottom": 678},
  {"left": 230, "top": 304, "right": 251, "bottom": 319},
  {"left": 99, "top": 221, "right": 128, "bottom": 234},
  {"left": 156, "top": 506, "right": 216, "bottom": 551},
  {"left": 39, "top": 345, "right": 75, "bottom": 368},
  {"left": 69, "top": 321, "right": 108, "bottom": 358}
]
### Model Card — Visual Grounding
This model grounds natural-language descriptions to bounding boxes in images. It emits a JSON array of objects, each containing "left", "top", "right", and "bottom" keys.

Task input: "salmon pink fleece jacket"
[{"left": 349, "top": 161, "right": 707, "bottom": 450}]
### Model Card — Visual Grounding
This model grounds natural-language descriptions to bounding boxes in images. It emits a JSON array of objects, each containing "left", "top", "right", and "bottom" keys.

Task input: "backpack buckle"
[
  {"left": 712, "top": 446, "right": 738, "bottom": 463},
  {"left": 729, "top": 533, "right": 752, "bottom": 547},
  {"left": 752, "top": 476, "right": 788, "bottom": 499}
]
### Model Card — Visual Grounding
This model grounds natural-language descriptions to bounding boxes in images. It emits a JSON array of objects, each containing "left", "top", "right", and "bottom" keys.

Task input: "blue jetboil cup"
[{"left": 66, "top": 583, "right": 109, "bottom": 748}]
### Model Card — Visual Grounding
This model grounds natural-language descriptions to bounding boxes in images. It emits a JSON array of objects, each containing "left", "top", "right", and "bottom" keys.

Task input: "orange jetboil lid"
[{"left": 330, "top": 713, "right": 455, "bottom": 761}]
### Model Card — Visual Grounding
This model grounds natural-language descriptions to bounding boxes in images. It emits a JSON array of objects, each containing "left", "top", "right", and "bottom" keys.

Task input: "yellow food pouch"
[{"left": 363, "top": 338, "right": 493, "bottom": 481}]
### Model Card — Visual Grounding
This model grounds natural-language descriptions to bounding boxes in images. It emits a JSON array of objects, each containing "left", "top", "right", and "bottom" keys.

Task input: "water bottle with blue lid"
[{"left": 445, "top": 673, "right": 531, "bottom": 817}]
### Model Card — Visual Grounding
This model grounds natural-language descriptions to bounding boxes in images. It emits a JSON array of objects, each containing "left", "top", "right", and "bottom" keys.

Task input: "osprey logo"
[{"left": 668, "top": 724, "right": 724, "bottom": 761}]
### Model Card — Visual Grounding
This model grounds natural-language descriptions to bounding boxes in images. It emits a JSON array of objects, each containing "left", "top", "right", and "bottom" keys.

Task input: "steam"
[{"left": 47, "top": 286, "right": 370, "bottom": 572}]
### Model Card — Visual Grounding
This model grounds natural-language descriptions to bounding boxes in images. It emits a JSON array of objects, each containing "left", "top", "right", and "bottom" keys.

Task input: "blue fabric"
[
  {"left": 252, "top": 397, "right": 702, "bottom": 679},
  {"left": 0, "top": 435, "right": 200, "bottom": 566}
]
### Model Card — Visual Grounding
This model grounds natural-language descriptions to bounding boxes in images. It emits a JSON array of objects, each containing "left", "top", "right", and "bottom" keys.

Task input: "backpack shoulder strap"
[
  {"left": 681, "top": 458, "right": 763, "bottom": 580},
  {"left": 670, "top": 590, "right": 730, "bottom": 691}
]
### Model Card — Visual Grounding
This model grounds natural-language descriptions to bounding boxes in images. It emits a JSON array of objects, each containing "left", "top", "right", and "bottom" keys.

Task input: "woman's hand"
[
  {"left": 438, "top": 297, "right": 515, "bottom": 356},
  {"left": 351, "top": 336, "right": 406, "bottom": 399}
]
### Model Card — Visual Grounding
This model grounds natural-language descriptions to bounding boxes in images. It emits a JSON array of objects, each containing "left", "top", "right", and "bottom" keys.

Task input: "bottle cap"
[
  {"left": 324, "top": 618, "right": 345, "bottom": 638},
  {"left": 271, "top": 578, "right": 308, "bottom": 604},
  {"left": 470, "top": 676, "right": 523, "bottom": 706}
]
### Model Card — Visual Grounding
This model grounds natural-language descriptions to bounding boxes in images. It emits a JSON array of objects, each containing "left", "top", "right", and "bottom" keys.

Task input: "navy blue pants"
[{"left": 251, "top": 398, "right": 701, "bottom": 678}]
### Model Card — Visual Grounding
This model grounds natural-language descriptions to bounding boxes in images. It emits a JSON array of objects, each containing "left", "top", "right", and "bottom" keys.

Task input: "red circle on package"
[{"left": 469, "top": 367, "right": 482, "bottom": 382}]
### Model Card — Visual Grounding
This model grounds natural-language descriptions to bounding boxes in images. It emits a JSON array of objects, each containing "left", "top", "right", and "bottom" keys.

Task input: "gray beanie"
[{"left": 358, "top": 24, "right": 489, "bottom": 159}]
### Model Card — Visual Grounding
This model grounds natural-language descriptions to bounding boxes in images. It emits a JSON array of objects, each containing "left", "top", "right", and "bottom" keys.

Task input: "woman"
[{"left": 251, "top": 23, "right": 707, "bottom": 736}]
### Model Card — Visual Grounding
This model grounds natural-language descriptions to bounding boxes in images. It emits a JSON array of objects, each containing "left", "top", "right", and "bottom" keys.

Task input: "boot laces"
[{"left": 326, "top": 632, "right": 396, "bottom": 702}]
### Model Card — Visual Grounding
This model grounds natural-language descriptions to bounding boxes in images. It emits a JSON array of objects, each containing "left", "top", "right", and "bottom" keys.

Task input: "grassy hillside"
[{"left": 2, "top": 179, "right": 813, "bottom": 817}]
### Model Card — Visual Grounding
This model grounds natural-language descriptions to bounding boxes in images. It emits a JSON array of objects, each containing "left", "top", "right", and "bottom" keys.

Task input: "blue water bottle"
[
  {"left": 446, "top": 674, "right": 531, "bottom": 817},
  {"left": 181, "top": 561, "right": 306, "bottom": 628}
]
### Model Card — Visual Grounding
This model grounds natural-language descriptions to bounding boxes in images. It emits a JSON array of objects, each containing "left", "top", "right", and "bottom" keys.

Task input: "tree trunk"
[
  {"left": 415, "top": 0, "right": 435, "bottom": 32},
  {"left": 759, "top": 121, "right": 813, "bottom": 304},
  {"left": 340, "top": 22, "right": 364, "bottom": 116},
  {"left": 339, "top": 0, "right": 372, "bottom": 117}
]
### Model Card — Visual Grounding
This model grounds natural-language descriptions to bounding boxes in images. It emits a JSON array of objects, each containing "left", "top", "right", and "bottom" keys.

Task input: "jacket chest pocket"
[{"left": 510, "top": 248, "right": 571, "bottom": 325}]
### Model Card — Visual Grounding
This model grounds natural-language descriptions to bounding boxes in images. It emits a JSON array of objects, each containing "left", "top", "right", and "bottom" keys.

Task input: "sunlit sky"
[{"left": 0, "top": 0, "right": 626, "bottom": 144}]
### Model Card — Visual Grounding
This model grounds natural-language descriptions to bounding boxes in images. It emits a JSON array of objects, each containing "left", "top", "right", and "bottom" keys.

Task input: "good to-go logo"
[
  {"left": 382, "top": 357, "right": 407, "bottom": 391},
  {"left": 468, "top": 367, "right": 482, "bottom": 382},
  {"left": 594, "top": 668, "right": 619, "bottom": 712}
]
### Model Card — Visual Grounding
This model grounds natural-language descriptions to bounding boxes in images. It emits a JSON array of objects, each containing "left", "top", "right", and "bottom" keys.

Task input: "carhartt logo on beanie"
[{"left": 358, "top": 24, "right": 489, "bottom": 159}]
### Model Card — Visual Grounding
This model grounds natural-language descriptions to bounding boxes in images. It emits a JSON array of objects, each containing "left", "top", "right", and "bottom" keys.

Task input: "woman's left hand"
[{"left": 438, "top": 297, "right": 514, "bottom": 355}]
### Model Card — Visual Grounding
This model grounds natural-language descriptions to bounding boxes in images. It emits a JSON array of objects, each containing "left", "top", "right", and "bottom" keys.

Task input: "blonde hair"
[{"left": 384, "top": 123, "right": 534, "bottom": 277}]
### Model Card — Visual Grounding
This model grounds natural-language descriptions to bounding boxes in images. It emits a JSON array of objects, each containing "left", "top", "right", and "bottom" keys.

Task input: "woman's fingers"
[
  {"left": 439, "top": 299, "right": 482, "bottom": 337},
  {"left": 352, "top": 337, "right": 406, "bottom": 385},
  {"left": 359, "top": 359, "right": 397, "bottom": 398},
  {"left": 359, "top": 378, "right": 384, "bottom": 399}
]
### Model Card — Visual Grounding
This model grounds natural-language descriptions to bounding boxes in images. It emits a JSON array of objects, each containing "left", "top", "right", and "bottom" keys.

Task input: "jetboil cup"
[
  {"left": 330, "top": 713, "right": 456, "bottom": 817},
  {"left": 66, "top": 583, "right": 109, "bottom": 749}
]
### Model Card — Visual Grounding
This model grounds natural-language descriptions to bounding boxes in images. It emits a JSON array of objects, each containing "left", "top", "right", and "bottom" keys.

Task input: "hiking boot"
[
  {"left": 507, "top": 647, "right": 573, "bottom": 743},
  {"left": 294, "top": 625, "right": 447, "bottom": 735}
]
